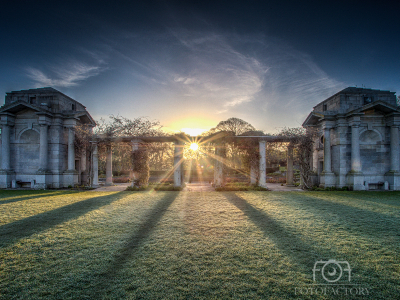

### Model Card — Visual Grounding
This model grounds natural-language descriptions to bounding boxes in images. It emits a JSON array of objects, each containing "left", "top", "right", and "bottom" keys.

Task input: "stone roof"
[
  {"left": 5, "top": 87, "right": 87, "bottom": 108},
  {"left": 313, "top": 87, "right": 396, "bottom": 109},
  {"left": 1, "top": 87, "right": 96, "bottom": 126}
]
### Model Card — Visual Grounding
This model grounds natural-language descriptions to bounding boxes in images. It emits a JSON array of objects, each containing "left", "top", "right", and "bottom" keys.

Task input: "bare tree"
[
  {"left": 209, "top": 117, "right": 256, "bottom": 136},
  {"left": 91, "top": 115, "right": 166, "bottom": 181},
  {"left": 278, "top": 127, "right": 317, "bottom": 189}
]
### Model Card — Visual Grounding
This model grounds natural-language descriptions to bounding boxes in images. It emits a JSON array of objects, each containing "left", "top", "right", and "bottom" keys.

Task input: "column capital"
[
  {"left": 321, "top": 120, "right": 335, "bottom": 130},
  {"left": 386, "top": 115, "right": 400, "bottom": 127},
  {"left": 348, "top": 120, "right": 361, "bottom": 127},
  {"left": 36, "top": 112, "right": 52, "bottom": 125},
  {"left": 63, "top": 118, "right": 78, "bottom": 127},
  {"left": 131, "top": 139, "right": 142, "bottom": 151},
  {"left": 0, "top": 113, "right": 15, "bottom": 126},
  {"left": 335, "top": 116, "right": 348, "bottom": 127}
]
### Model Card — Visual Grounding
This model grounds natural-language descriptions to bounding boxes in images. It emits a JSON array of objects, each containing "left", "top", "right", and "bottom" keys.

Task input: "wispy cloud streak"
[
  {"left": 26, "top": 58, "right": 106, "bottom": 88},
  {"left": 111, "top": 29, "right": 344, "bottom": 123}
]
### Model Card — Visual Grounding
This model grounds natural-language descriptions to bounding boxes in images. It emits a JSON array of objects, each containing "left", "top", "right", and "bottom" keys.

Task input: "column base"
[
  {"left": 81, "top": 171, "right": 89, "bottom": 185},
  {"left": 319, "top": 172, "right": 336, "bottom": 188},
  {"left": 310, "top": 175, "right": 319, "bottom": 187},
  {"left": 34, "top": 173, "right": 53, "bottom": 189},
  {"left": 347, "top": 171, "right": 365, "bottom": 191},
  {"left": 63, "top": 170, "right": 79, "bottom": 187},
  {"left": 384, "top": 171, "right": 400, "bottom": 191},
  {"left": 36, "top": 168, "right": 51, "bottom": 175},
  {"left": 0, "top": 170, "right": 15, "bottom": 188}
]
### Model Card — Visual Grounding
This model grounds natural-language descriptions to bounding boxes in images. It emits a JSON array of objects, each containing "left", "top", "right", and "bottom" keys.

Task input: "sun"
[{"left": 190, "top": 143, "right": 199, "bottom": 151}]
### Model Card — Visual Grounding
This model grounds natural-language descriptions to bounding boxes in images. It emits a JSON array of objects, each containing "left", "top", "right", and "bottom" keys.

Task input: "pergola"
[{"left": 91, "top": 134, "right": 296, "bottom": 188}]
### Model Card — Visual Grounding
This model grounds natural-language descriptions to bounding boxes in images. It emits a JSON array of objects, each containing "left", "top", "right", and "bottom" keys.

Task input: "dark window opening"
[
  {"left": 323, "top": 104, "right": 327, "bottom": 111},
  {"left": 364, "top": 96, "right": 373, "bottom": 105},
  {"left": 29, "top": 97, "right": 36, "bottom": 104},
  {"left": 72, "top": 103, "right": 75, "bottom": 110}
]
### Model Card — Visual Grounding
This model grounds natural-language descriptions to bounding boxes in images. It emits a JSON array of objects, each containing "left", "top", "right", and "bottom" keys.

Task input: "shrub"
[
  {"left": 125, "top": 185, "right": 148, "bottom": 191},
  {"left": 113, "top": 176, "right": 131, "bottom": 183},
  {"left": 153, "top": 186, "right": 183, "bottom": 191},
  {"left": 215, "top": 185, "right": 268, "bottom": 191},
  {"left": 266, "top": 177, "right": 286, "bottom": 183},
  {"left": 310, "top": 186, "right": 350, "bottom": 191},
  {"left": 125, "top": 182, "right": 183, "bottom": 191}
]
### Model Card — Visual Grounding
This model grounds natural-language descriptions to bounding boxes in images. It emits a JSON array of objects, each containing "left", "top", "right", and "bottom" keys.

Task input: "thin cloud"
[
  {"left": 26, "top": 59, "right": 106, "bottom": 88},
  {"left": 112, "top": 29, "right": 342, "bottom": 117},
  {"left": 165, "top": 29, "right": 264, "bottom": 109},
  {"left": 97, "top": 28, "right": 345, "bottom": 131}
]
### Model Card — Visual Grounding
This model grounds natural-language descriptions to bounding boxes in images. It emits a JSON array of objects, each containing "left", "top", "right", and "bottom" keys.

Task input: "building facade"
[
  {"left": 303, "top": 87, "right": 400, "bottom": 190},
  {"left": 0, "top": 87, "right": 95, "bottom": 188}
]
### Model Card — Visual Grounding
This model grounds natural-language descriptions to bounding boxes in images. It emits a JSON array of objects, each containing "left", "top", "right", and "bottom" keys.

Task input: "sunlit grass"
[{"left": 0, "top": 191, "right": 399, "bottom": 299}]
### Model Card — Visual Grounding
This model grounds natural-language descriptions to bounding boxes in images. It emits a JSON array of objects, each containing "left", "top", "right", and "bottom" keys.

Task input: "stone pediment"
[
  {"left": 302, "top": 111, "right": 324, "bottom": 126},
  {"left": 347, "top": 100, "right": 400, "bottom": 116},
  {"left": 0, "top": 100, "right": 44, "bottom": 114},
  {"left": 73, "top": 111, "right": 96, "bottom": 126}
]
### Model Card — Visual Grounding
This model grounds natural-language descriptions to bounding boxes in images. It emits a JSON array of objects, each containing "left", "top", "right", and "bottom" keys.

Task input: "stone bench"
[
  {"left": 12, "top": 179, "right": 35, "bottom": 189},
  {"left": 364, "top": 181, "right": 388, "bottom": 191}
]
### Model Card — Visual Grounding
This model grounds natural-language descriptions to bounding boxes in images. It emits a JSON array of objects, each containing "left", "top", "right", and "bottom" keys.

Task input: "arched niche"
[
  {"left": 359, "top": 129, "right": 383, "bottom": 144},
  {"left": 15, "top": 129, "right": 40, "bottom": 174},
  {"left": 359, "top": 129, "right": 387, "bottom": 175}
]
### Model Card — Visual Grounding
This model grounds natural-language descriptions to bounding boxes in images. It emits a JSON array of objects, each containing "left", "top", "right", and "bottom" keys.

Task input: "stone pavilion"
[
  {"left": 0, "top": 87, "right": 95, "bottom": 188},
  {"left": 303, "top": 87, "right": 400, "bottom": 190}
]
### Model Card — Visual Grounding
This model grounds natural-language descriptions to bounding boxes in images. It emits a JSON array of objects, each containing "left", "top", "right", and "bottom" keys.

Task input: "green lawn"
[{"left": 0, "top": 190, "right": 399, "bottom": 299}]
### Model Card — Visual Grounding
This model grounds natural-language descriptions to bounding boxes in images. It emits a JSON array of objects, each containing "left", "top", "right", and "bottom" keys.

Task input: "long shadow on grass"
[
  {"left": 290, "top": 193, "right": 400, "bottom": 241},
  {"left": 331, "top": 191, "right": 400, "bottom": 208},
  {"left": 0, "top": 191, "right": 76, "bottom": 205},
  {"left": 95, "top": 192, "right": 178, "bottom": 296},
  {"left": 223, "top": 193, "right": 363, "bottom": 275},
  {"left": 0, "top": 192, "right": 126, "bottom": 248},
  {"left": 224, "top": 193, "right": 399, "bottom": 295},
  {"left": 106, "top": 192, "right": 179, "bottom": 277}
]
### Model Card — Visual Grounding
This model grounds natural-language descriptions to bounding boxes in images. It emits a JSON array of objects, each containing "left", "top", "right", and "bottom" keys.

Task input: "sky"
[{"left": 1, "top": 0, "right": 399, "bottom": 135}]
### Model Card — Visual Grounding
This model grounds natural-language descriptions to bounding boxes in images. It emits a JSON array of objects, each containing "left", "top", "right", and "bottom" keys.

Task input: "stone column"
[
  {"left": 1, "top": 124, "right": 11, "bottom": 170},
  {"left": 250, "top": 164, "right": 257, "bottom": 185},
  {"left": 286, "top": 144, "right": 294, "bottom": 186},
  {"left": 92, "top": 142, "right": 99, "bottom": 187},
  {"left": 390, "top": 125, "right": 399, "bottom": 172},
  {"left": 351, "top": 124, "right": 361, "bottom": 172},
  {"left": 385, "top": 122, "right": 400, "bottom": 190},
  {"left": 173, "top": 141, "right": 183, "bottom": 187},
  {"left": 214, "top": 144, "right": 225, "bottom": 187},
  {"left": 259, "top": 140, "right": 266, "bottom": 187},
  {"left": 131, "top": 140, "right": 140, "bottom": 187},
  {"left": 321, "top": 123, "right": 336, "bottom": 188},
  {"left": 39, "top": 124, "right": 48, "bottom": 172},
  {"left": 0, "top": 114, "right": 15, "bottom": 189},
  {"left": 312, "top": 141, "right": 319, "bottom": 172},
  {"left": 105, "top": 144, "right": 113, "bottom": 186},
  {"left": 80, "top": 148, "right": 87, "bottom": 184},
  {"left": 67, "top": 127, "right": 75, "bottom": 171},
  {"left": 323, "top": 127, "right": 332, "bottom": 173},
  {"left": 347, "top": 118, "right": 364, "bottom": 190}
]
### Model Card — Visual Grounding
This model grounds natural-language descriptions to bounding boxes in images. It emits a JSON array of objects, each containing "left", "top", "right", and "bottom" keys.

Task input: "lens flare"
[{"left": 190, "top": 143, "right": 199, "bottom": 151}]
